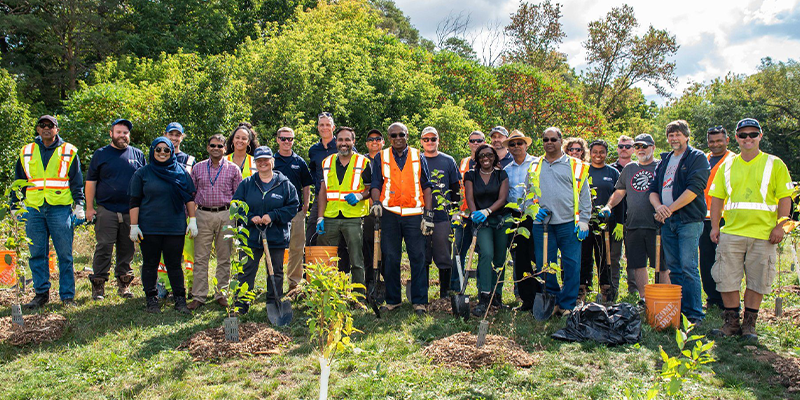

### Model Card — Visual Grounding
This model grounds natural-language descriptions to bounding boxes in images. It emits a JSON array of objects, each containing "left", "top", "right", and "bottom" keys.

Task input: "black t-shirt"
[
  {"left": 333, "top": 156, "right": 372, "bottom": 186},
  {"left": 589, "top": 164, "right": 620, "bottom": 229},
  {"left": 87, "top": 145, "right": 146, "bottom": 213},
  {"left": 464, "top": 169, "right": 508, "bottom": 213},
  {"left": 274, "top": 151, "right": 314, "bottom": 194},
  {"left": 424, "top": 153, "right": 461, "bottom": 222}
]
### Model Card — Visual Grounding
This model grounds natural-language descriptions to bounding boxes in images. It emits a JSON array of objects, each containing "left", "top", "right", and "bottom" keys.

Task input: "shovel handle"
[
  {"left": 542, "top": 231, "right": 548, "bottom": 270},
  {"left": 655, "top": 234, "right": 661, "bottom": 275},
  {"left": 604, "top": 230, "right": 611, "bottom": 265},
  {"left": 263, "top": 237, "right": 274, "bottom": 276},
  {"left": 465, "top": 235, "right": 478, "bottom": 272}
]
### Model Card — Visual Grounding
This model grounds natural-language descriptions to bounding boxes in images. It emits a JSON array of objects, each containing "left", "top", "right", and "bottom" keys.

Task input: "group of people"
[{"left": 11, "top": 112, "right": 794, "bottom": 340}]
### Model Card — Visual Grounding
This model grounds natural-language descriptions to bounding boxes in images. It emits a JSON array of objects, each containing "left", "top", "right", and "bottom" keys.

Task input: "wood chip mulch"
[
  {"left": 0, "top": 313, "right": 67, "bottom": 346},
  {"left": 0, "top": 288, "right": 58, "bottom": 308},
  {"left": 422, "top": 332, "right": 537, "bottom": 369},
  {"left": 752, "top": 347, "right": 800, "bottom": 392},
  {"left": 428, "top": 298, "right": 453, "bottom": 314},
  {"left": 179, "top": 322, "right": 292, "bottom": 361}
]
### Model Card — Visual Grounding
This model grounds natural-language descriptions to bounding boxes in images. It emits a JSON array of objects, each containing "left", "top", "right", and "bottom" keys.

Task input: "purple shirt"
[{"left": 190, "top": 158, "right": 243, "bottom": 208}]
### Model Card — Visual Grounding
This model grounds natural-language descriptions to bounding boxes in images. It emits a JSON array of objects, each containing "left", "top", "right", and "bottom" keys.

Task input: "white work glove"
[
  {"left": 130, "top": 225, "right": 143, "bottom": 243},
  {"left": 73, "top": 204, "right": 85, "bottom": 220},
  {"left": 598, "top": 205, "right": 611, "bottom": 219},
  {"left": 370, "top": 203, "right": 383, "bottom": 218},
  {"left": 451, "top": 212, "right": 462, "bottom": 226},
  {"left": 186, "top": 217, "right": 198, "bottom": 238},
  {"left": 576, "top": 221, "right": 590, "bottom": 241}
]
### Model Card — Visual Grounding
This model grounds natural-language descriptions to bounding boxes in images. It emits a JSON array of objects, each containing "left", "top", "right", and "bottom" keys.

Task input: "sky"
[{"left": 394, "top": 0, "right": 800, "bottom": 104}]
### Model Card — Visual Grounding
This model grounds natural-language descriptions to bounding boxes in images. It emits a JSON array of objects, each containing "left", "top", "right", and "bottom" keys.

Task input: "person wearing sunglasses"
[
  {"left": 562, "top": 137, "right": 589, "bottom": 162},
  {"left": 699, "top": 126, "right": 736, "bottom": 311},
  {"left": 419, "top": 127, "right": 461, "bottom": 300},
  {"left": 12, "top": 115, "right": 85, "bottom": 309},
  {"left": 86, "top": 118, "right": 145, "bottom": 301},
  {"left": 129, "top": 137, "right": 198, "bottom": 314},
  {"left": 450, "top": 130, "right": 485, "bottom": 292},
  {"left": 610, "top": 135, "right": 634, "bottom": 296},
  {"left": 362, "top": 129, "right": 385, "bottom": 288},
  {"left": 273, "top": 126, "right": 313, "bottom": 295},
  {"left": 370, "top": 122, "right": 433, "bottom": 316},
  {"left": 708, "top": 118, "right": 793, "bottom": 341},
  {"left": 648, "top": 120, "right": 710, "bottom": 326},
  {"left": 528, "top": 127, "right": 591, "bottom": 318},
  {"left": 185, "top": 134, "right": 243, "bottom": 311},
  {"left": 600, "top": 134, "right": 665, "bottom": 304},
  {"left": 225, "top": 122, "right": 260, "bottom": 178}
]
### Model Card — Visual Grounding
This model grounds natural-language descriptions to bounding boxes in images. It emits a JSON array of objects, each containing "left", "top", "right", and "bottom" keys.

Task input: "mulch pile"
[
  {"left": 426, "top": 297, "right": 503, "bottom": 316},
  {"left": 0, "top": 313, "right": 67, "bottom": 345},
  {"left": 752, "top": 347, "right": 800, "bottom": 393},
  {"left": 0, "top": 288, "right": 58, "bottom": 308},
  {"left": 759, "top": 308, "right": 800, "bottom": 326},
  {"left": 180, "top": 322, "right": 292, "bottom": 361},
  {"left": 422, "top": 332, "right": 537, "bottom": 369}
]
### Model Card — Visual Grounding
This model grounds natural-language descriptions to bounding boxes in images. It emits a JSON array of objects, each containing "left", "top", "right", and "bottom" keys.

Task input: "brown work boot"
[
  {"left": 117, "top": 275, "right": 134, "bottom": 299},
  {"left": 91, "top": 278, "right": 105, "bottom": 300},
  {"left": 216, "top": 297, "right": 229, "bottom": 308},
  {"left": 741, "top": 309, "right": 759, "bottom": 342},
  {"left": 187, "top": 299, "right": 203, "bottom": 310},
  {"left": 577, "top": 285, "right": 587, "bottom": 304},
  {"left": 711, "top": 309, "right": 741, "bottom": 337}
]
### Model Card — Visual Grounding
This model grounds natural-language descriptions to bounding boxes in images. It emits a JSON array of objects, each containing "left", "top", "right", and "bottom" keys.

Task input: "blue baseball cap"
[
  {"left": 112, "top": 118, "right": 132, "bottom": 130},
  {"left": 736, "top": 118, "right": 761, "bottom": 132},
  {"left": 165, "top": 122, "right": 184, "bottom": 134},
  {"left": 253, "top": 146, "right": 274, "bottom": 160}
]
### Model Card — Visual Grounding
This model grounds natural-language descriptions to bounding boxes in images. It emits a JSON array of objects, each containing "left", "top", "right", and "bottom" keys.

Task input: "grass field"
[{"left": 1, "top": 229, "right": 799, "bottom": 399}]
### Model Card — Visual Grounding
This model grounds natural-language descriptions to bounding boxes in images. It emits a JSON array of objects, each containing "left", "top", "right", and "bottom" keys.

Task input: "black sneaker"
[
  {"left": 234, "top": 301, "right": 250, "bottom": 315},
  {"left": 23, "top": 291, "right": 49, "bottom": 310},
  {"left": 146, "top": 296, "right": 161, "bottom": 314},
  {"left": 174, "top": 297, "right": 192, "bottom": 315}
]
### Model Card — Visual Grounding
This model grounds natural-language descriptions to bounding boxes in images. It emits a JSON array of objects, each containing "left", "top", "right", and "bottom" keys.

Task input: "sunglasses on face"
[
  {"left": 618, "top": 144, "right": 632, "bottom": 149},
  {"left": 366, "top": 137, "right": 383, "bottom": 142},
  {"left": 507, "top": 141, "right": 525, "bottom": 148},
  {"left": 278, "top": 136, "right": 294, "bottom": 142},
  {"left": 478, "top": 152, "right": 495, "bottom": 159},
  {"left": 37, "top": 122, "right": 55, "bottom": 129},
  {"left": 468, "top": 138, "right": 485, "bottom": 144},
  {"left": 567, "top": 147, "right": 582, "bottom": 152},
  {"left": 390, "top": 132, "right": 407, "bottom": 139},
  {"left": 208, "top": 144, "right": 224, "bottom": 149},
  {"left": 737, "top": 131, "right": 760, "bottom": 139},
  {"left": 634, "top": 144, "right": 650, "bottom": 150},
  {"left": 154, "top": 147, "right": 171, "bottom": 154},
  {"left": 542, "top": 137, "right": 559, "bottom": 143},
  {"left": 422, "top": 137, "right": 438, "bottom": 143}
]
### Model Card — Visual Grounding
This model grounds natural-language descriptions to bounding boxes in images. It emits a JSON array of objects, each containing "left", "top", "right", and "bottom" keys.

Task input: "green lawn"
[{"left": 1, "top": 232, "right": 799, "bottom": 399}]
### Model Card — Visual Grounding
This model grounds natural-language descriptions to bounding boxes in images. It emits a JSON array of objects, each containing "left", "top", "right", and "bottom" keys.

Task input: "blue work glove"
[
  {"left": 316, "top": 218, "right": 325, "bottom": 234},
  {"left": 534, "top": 207, "right": 549, "bottom": 222},
  {"left": 344, "top": 193, "right": 362, "bottom": 206},
  {"left": 598, "top": 205, "right": 611, "bottom": 219},
  {"left": 471, "top": 210, "right": 488, "bottom": 223},
  {"left": 576, "top": 221, "right": 589, "bottom": 241}
]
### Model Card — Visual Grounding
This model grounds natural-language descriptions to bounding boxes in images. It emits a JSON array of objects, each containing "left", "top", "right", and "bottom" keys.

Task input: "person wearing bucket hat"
[
  {"left": 709, "top": 118, "right": 793, "bottom": 341},
  {"left": 86, "top": 118, "right": 146, "bottom": 300},
  {"left": 12, "top": 115, "right": 85, "bottom": 309},
  {"left": 232, "top": 146, "right": 299, "bottom": 315},
  {"left": 490, "top": 126, "right": 514, "bottom": 168}
]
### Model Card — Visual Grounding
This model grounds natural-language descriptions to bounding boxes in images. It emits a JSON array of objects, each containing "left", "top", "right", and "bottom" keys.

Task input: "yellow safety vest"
[
  {"left": 19, "top": 142, "right": 78, "bottom": 207},
  {"left": 721, "top": 153, "right": 779, "bottom": 212},
  {"left": 322, "top": 153, "right": 370, "bottom": 218},
  {"left": 227, "top": 153, "right": 256, "bottom": 178},
  {"left": 528, "top": 155, "right": 589, "bottom": 221}
]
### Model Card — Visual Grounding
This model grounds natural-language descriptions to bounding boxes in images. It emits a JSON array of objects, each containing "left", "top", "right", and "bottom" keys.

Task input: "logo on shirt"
[
  {"left": 603, "top": 176, "right": 614, "bottom": 182},
  {"left": 631, "top": 169, "right": 654, "bottom": 192},
  {"left": 291, "top": 164, "right": 300, "bottom": 169},
  {"left": 271, "top": 193, "right": 283, "bottom": 200}
]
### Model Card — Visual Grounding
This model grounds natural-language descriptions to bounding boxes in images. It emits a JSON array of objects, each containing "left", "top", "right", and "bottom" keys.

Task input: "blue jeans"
[
  {"left": 382, "top": 212, "right": 427, "bottom": 305},
  {"left": 25, "top": 204, "right": 75, "bottom": 300},
  {"left": 532, "top": 222, "right": 581, "bottom": 310},
  {"left": 661, "top": 218, "right": 704, "bottom": 321},
  {"left": 450, "top": 219, "right": 474, "bottom": 292}
]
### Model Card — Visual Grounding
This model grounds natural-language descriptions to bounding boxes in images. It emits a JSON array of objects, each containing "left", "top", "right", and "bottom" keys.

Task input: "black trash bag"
[{"left": 551, "top": 302, "right": 641, "bottom": 345}]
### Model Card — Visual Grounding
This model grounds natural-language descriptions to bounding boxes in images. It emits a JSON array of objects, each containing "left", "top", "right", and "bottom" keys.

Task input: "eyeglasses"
[
  {"left": 318, "top": 112, "right": 333, "bottom": 119},
  {"left": 737, "top": 131, "right": 760, "bottom": 139},
  {"left": 366, "top": 137, "right": 383, "bottom": 142},
  {"left": 707, "top": 126, "right": 724, "bottom": 134},
  {"left": 278, "top": 136, "right": 294, "bottom": 142},
  {"left": 633, "top": 144, "right": 650, "bottom": 150},
  {"left": 468, "top": 138, "right": 485, "bottom": 144},
  {"left": 390, "top": 132, "right": 407, "bottom": 138},
  {"left": 617, "top": 144, "right": 632, "bottom": 149},
  {"left": 507, "top": 141, "right": 525, "bottom": 148},
  {"left": 208, "top": 144, "right": 224, "bottom": 149},
  {"left": 37, "top": 122, "right": 55, "bottom": 129},
  {"left": 567, "top": 147, "right": 583, "bottom": 153},
  {"left": 542, "top": 137, "right": 559, "bottom": 143},
  {"left": 154, "top": 147, "right": 171, "bottom": 154},
  {"left": 478, "top": 152, "right": 495, "bottom": 159},
  {"left": 422, "top": 137, "right": 438, "bottom": 143}
]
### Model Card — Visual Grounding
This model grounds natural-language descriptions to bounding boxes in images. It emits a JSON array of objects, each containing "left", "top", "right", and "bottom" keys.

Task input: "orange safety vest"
[
  {"left": 458, "top": 157, "right": 471, "bottom": 211},
  {"left": 380, "top": 147, "right": 424, "bottom": 216},
  {"left": 704, "top": 150, "right": 735, "bottom": 218}
]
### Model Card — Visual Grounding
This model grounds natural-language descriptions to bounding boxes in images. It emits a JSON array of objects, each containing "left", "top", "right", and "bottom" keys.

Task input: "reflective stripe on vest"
[
  {"left": 380, "top": 147, "right": 424, "bottom": 216},
  {"left": 458, "top": 157, "right": 470, "bottom": 211},
  {"left": 226, "top": 154, "right": 256, "bottom": 178},
  {"left": 322, "top": 153, "right": 369, "bottom": 218},
  {"left": 19, "top": 142, "right": 77, "bottom": 207},
  {"left": 704, "top": 150, "right": 735, "bottom": 218},
  {"left": 722, "top": 153, "right": 778, "bottom": 212},
  {"left": 529, "top": 155, "right": 588, "bottom": 220}
]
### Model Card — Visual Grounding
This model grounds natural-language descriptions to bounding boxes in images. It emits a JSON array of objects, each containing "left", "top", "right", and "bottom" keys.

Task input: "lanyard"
[{"left": 208, "top": 161, "right": 223, "bottom": 187}]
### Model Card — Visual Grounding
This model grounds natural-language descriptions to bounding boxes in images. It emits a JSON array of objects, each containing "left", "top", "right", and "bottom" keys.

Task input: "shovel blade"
[
  {"left": 267, "top": 300, "right": 293, "bottom": 327},
  {"left": 450, "top": 294, "right": 470, "bottom": 320},
  {"left": 367, "top": 283, "right": 381, "bottom": 318},
  {"left": 533, "top": 292, "right": 555, "bottom": 321}
]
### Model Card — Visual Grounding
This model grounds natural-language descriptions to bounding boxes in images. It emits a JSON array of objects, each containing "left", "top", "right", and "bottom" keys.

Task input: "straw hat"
[{"left": 503, "top": 130, "right": 532, "bottom": 147}]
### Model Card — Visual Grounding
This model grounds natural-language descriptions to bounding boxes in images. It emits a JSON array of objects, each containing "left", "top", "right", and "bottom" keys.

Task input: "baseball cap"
[
  {"left": 366, "top": 128, "right": 382, "bottom": 137},
  {"left": 165, "top": 122, "right": 184, "bottom": 134},
  {"left": 490, "top": 126, "right": 509, "bottom": 137},
  {"left": 633, "top": 134, "right": 655, "bottom": 146},
  {"left": 37, "top": 115, "right": 58, "bottom": 127},
  {"left": 112, "top": 118, "right": 133, "bottom": 130},
  {"left": 253, "top": 146, "right": 274, "bottom": 160},
  {"left": 736, "top": 118, "right": 761, "bottom": 132},
  {"left": 421, "top": 126, "right": 438, "bottom": 136}
]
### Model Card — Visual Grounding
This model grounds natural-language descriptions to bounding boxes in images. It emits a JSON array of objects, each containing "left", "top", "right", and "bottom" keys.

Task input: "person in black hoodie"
[{"left": 232, "top": 146, "right": 299, "bottom": 314}]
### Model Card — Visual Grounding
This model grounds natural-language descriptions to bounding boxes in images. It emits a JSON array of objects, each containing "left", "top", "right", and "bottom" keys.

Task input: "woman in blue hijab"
[{"left": 129, "top": 137, "right": 198, "bottom": 314}]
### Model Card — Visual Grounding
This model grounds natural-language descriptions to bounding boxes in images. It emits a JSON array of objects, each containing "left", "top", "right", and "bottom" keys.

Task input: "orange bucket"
[
  {"left": 49, "top": 250, "right": 57, "bottom": 273},
  {"left": 283, "top": 248, "right": 289, "bottom": 265},
  {"left": 0, "top": 251, "right": 17, "bottom": 286},
  {"left": 644, "top": 283, "right": 682, "bottom": 330},
  {"left": 305, "top": 246, "right": 338, "bottom": 267}
]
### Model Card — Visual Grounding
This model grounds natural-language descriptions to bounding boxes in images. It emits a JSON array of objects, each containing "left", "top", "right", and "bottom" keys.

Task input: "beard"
[
  {"left": 338, "top": 147, "right": 352, "bottom": 157},
  {"left": 112, "top": 137, "right": 129, "bottom": 149}
]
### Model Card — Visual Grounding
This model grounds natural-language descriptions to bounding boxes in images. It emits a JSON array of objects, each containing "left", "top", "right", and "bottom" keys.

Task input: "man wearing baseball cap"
[
  {"left": 709, "top": 118, "right": 794, "bottom": 341},
  {"left": 86, "top": 118, "right": 146, "bottom": 300},
  {"left": 490, "top": 126, "right": 514, "bottom": 168},
  {"left": 12, "top": 115, "right": 85, "bottom": 308}
]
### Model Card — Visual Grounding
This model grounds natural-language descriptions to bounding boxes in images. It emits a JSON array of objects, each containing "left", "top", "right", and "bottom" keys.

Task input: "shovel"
[
  {"left": 367, "top": 217, "right": 383, "bottom": 318},
  {"left": 533, "top": 211, "right": 555, "bottom": 320},
  {"left": 451, "top": 224, "right": 474, "bottom": 320},
  {"left": 262, "top": 233, "right": 293, "bottom": 327},
  {"left": 596, "top": 218, "right": 613, "bottom": 303}
]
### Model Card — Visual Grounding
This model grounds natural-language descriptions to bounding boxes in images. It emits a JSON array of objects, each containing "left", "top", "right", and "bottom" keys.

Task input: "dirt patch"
[
  {"left": 753, "top": 348, "right": 800, "bottom": 392},
  {"left": 422, "top": 332, "right": 537, "bottom": 369},
  {"left": 780, "top": 285, "right": 800, "bottom": 295},
  {"left": 180, "top": 322, "right": 292, "bottom": 361},
  {"left": 759, "top": 308, "right": 800, "bottom": 326},
  {"left": 428, "top": 298, "right": 453, "bottom": 314},
  {"left": 0, "top": 313, "right": 67, "bottom": 345},
  {"left": 0, "top": 288, "right": 58, "bottom": 307}
]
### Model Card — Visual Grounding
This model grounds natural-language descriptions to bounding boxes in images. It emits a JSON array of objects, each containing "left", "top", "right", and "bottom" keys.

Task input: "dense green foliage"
[{"left": 0, "top": 68, "right": 31, "bottom": 185}]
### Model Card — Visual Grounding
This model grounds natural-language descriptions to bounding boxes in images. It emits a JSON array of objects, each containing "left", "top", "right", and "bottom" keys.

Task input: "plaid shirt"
[{"left": 190, "top": 158, "right": 242, "bottom": 208}]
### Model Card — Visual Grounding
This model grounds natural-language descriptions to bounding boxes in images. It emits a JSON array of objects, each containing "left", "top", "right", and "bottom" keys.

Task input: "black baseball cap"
[
  {"left": 112, "top": 118, "right": 133, "bottom": 130},
  {"left": 736, "top": 118, "right": 762, "bottom": 132},
  {"left": 37, "top": 115, "right": 58, "bottom": 127}
]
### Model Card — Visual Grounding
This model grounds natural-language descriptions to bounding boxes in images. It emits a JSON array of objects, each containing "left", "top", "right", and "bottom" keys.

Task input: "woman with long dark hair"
[{"left": 226, "top": 122, "right": 260, "bottom": 178}]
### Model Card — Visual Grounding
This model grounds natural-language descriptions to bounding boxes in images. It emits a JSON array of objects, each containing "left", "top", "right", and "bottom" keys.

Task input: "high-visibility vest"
[
  {"left": 227, "top": 153, "right": 256, "bottom": 178},
  {"left": 720, "top": 153, "right": 780, "bottom": 212},
  {"left": 380, "top": 147, "right": 424, "bottom": 216},
  {"left": 458, "top": 157, "right": 471, "bottom": 212},
  {"left": 19, "top": 142, "right": 78, "bottom": 207},
  {"left": 528, "top": 155, "right": 589, "bottom": 221},
  {"left": 322, "top": 153, "right": 370, "bottom": 218},
  {"left": 704, "top": 150, "right": 735, "bottom": 218}
]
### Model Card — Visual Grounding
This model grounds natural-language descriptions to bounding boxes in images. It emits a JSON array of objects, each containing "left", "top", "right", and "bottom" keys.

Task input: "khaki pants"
[
  {"left": 286, "top": 210, "right": 306, "bottom": 287},
  {"left": 191, "top": 208, "right": 233, "bottom": 302}
]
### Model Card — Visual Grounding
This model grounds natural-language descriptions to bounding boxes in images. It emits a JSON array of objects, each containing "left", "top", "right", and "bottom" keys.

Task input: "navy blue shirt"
[
  {"left": 12, "top": 135, "right": 84, "bottom": 205},
  {"left": 589, "top": 164, "right": 620, "bottom": 230},
  {"left": 308, "top": 138, "right": 338, "bottom": 195},
  {"left": 370, "top": 147, "right": 433, "bottom": 194},
  {"left": 128, "top": 165, "right": 196, "bottom": 236},
  {"left": 232, "top": 172, "right": 299, "bottom": 249},
  {"left": 499, "top": 151, "right": 514, "bottom": 168},
  {"left": 610, "top": 161, "right": 627, "bottom": 225},
  {"left": 175, "top": 151, "right": 196, "bottom": 172},
  {"left": 424, "top": 152, "right": 461, "bottom": 222},
  {"left": 87, "top": 145, "right": 146, "bottom": 213},
  {"left": 649, "top": 145, "right": 710, "bottom": 223},
  {"left": 273, "top": 151, "right": 313, "bottom": 195}
]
